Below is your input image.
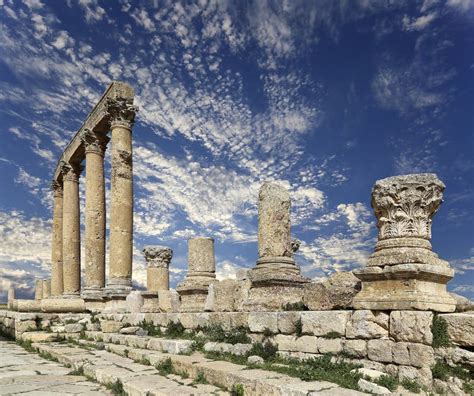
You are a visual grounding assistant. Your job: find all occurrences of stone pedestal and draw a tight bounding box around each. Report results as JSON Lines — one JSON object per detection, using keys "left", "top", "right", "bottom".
{"left": 107, "top": 98, "right": 137, "bottom": 297}
{"left": 61, "top": 161, "right": 82, "bottom": 297}
{"left": 51, "top": 181, "right": 64, "bottom": 296}
{"left": 353, "top": 173, "right": 456, "bottom": 312}
{"left": 177, "top": 237, "right": 216, "bottom": 312}
{"left": 142, "top": 246, "right": 173, "bottom": 312}
{"left": 42, "top": 279, "right": 51, "bottom": 299}
{"left": 41, "top": 298, "right": 85, "bottom": 313}
{"left": 246, "top": 183, "right": 308, "bottom": 310}
{"left": 34, "top": 279, "right": 43, "bottom": 301}
{"left": 81, "top": 129, "right": 109, "bottom": 301}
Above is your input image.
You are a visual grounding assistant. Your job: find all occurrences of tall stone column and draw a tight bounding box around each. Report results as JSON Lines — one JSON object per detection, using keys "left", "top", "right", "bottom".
{"left": 177, "top": 237, "right": 216, "bottom": 312}
{"left": 61, "top": 161, "right": 82, "bottom": 297}
{"left": 7, "top": 286, "right": 15, "bottom": 310}
{"left": 42, "top": 279, "right": 51, "bottom": 299}
{"left": 50, "top": 181, "right": 64, "bottom": 296}
{"left": 353, "top": 173, "right": 456, "bottom": 312}
{"left": 143, "top": 246, "right": 173, "bottom": 292}
{"left": 106, "top": 98, "right": 137, "bottom": 297}
{"left": 81, "top": 129, "right": 109, "bottom": 300}
{"left": 250, "top": 182, "right": 308, "bottom": 285}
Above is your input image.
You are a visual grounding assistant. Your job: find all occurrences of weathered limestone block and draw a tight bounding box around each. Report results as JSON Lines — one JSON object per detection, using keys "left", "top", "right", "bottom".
{"left": 398, "top": 366, "right": 433, "bottom": 388}
{"left": 125, "top": 291, "right": 144, "bottom": 313}
{"left": 177, "top": 237, "right": 216, "bottom": 312}
{"left": 392, "top": 342, "right": 434, "bottom": 367}
{"left": 322, "top": 271, "right": 361, "bottom": 309}
{"left": 367, "top": 339, "right": 394, "bottom": 363}
{"left": 248, "top": 312, "right": 278, "bottom": 333}
{"left": 205, "top": 279, "right": 239, "bottom": 312}
{"left": 390, "top": 311, "right": 433, "bottom": 344}
{"left": 358, "top": 379, "right": 390, "bottom": 395}
{"left": 439, "top": 312, "right": 474, "bottom": 347}
{"left": 65, "top": 323, "right": 84, "bottom": 333}
{"left": 353, "top": 174, "right": 456, "bottom": 312}
{"left": 301, "top": 311, "right": 351, "bottom": 336}
{"left": 316, "top": 338, "right": 343, "bottom": 354}
{"left": 15, "top": 320, "right": 37, "bottom": 333}
{"left": 302, "top": 283, "right": 332, "bottom": 310}
{"left": 450, "top": 292, "right": 474, "bottom": 312}
{"left": 343, "top": 340, "right": 367, "bottom": 358}
{"left": 41, "top": 298, "right": 85, "bottom": 313}
{"left": 346, "top": 310, "right": 388, "bottom": 339}
{"left": 15, "top": 300, "right": 41, "bottom": 312}
{"left": 100, "top": 320, "right": 123, "bottom": 333}
{"left": 274, "top": 334, "right": 298, "bottom": 351}
{"left": 296, "top": 335, "right": 319, "bottom": 353}
{"left": 436, "top": 346, "right": 474, "bottom": 369}
{"left": 21, "top": 332, "right": 58, "bottom": 342}
{"left": 277, "top": 311, "right": 301, "bottom": 334}
{"left": 158, "top": 290, "right": 180, "bottom": 313}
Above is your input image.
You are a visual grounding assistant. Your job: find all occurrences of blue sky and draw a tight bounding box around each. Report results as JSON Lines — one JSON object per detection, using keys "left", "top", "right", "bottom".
{"left": 0, "top": 0, "right": 473, "bottom": 302}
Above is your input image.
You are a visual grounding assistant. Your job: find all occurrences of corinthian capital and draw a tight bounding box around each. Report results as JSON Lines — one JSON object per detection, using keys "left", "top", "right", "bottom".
{"left": 106, "top": 97, "right": 138, "bottom": 129}
{"left": 59, "top": 160, "right": 82, "bottom": 183}
{"left": 143, "top": 246, "right": 173, "bottom": 268}
{"left": 80, "top": 128, "right": 109, "bottom": 155}
{"left": 51, "top": 180, "right": 63, "bottom": 197}
{"left": 371, "top": 173, "right": 445, "bottom": 241}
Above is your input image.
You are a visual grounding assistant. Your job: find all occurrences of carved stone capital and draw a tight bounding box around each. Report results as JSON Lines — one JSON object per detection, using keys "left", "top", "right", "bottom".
{"left": 143, "top": 246, "right": 173, "bottom": 268}
{"left": 106, "top": 97, "right": 138, "bottom": 130}
{"left": 51, "top": 180, "right": 63, "bottom": 197}
{"left": 80, "top": 128, "right": 109, "bottom": 155}
{"left": 371, "top": 173, "right": 445, "bottom": 241}
{"left": 60, "top": 160, "right": 82, "bottom": 183}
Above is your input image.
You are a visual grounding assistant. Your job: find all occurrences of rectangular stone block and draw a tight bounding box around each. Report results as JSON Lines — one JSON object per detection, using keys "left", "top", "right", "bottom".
{"left": 274, "top": 334, "right": 297, "bottom": 351}
{"left": 301, "top": 311, "right": 351, "bottom": 336}
{"left": 296, "top": 335, "right": 319, "bottom": 353}
{"left": 343, "top": 339, "right": 367, "bottom": 358}
{"left": 277, "top": 311, "right": 301, "bottom": 334}
{"left": 248, "top": 312, "right": 278, "bottom": 333}
{"left": 367, "top": 339, "right": 394, "bottom": 363}
{"left": 439, "top": 313, "right": 474, "bottom": 347}
{"left": 392, "top": 342, "right": 434, "bottom": 368}
{"left": 100, "top": 320, "right": 122, "bottom": 333}
{"left": 390, "top": 311, "right": 433, "bottom": 344}
{"left": 346, "top": 310, "right": 388, "bottom": 339}
{"left": 316, "top": 338, "right": 343, "bottom": 354}
{"left": 158, "top": 290, "right": 180, "bottom": 313}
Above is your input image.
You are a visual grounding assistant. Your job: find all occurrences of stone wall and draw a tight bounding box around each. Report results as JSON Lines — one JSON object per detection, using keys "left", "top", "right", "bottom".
{"left": 1, "top": 308, "right": 472, "bottom": 391}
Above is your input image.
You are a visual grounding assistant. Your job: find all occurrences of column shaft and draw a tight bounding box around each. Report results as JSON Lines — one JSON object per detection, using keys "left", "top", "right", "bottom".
{"left": 82, "top": 130, "right": 108, "bottom": 299}
{"left": 51, "top": 181, "right": 64, "bottom": 296}
{"left": 106, "top": 97, "right": 137, "bottom": 295}
{"left": 61, "top": 162, "right": 81, "bottom": 296}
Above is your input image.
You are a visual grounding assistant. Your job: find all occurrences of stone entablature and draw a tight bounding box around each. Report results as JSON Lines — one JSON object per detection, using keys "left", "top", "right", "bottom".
{"left": 52, "top": 82, "right": 134, "bottom": 184}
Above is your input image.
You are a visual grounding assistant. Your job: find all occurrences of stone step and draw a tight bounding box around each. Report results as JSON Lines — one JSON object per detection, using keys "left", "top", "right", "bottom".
{"left": 80, "top": 330, "right": 367, "bottom": 395}
{"left": 30, "top": 341, "right": 229, "bottom": 396}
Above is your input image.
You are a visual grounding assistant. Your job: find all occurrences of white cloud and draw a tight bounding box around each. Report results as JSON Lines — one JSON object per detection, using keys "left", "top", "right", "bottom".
{"left": 402, "top": 13, "right": 437, "bottom": 31}
{"left": 446, "top": 0, "right": 474, "bottom": 11}
{"left": 78, "top": 0, "right": 105, "bottom": 22}
{"left": 131, "top": 8, "right": 155, "bottom": 32}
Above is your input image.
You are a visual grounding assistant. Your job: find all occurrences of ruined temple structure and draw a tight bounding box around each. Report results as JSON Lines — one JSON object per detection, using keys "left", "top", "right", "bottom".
{"left": 4, "top": 83, "right": 472, "bottom": 393}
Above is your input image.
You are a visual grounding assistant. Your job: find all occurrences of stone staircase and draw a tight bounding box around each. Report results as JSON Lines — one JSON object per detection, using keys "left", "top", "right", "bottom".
{"left": 28, "top": 330, "right": 366, "bottom": 395}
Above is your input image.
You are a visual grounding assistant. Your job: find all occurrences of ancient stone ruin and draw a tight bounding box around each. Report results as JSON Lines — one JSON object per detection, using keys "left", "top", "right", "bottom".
{"left": 1, "top": 82, "right": 472, "bottom": 395}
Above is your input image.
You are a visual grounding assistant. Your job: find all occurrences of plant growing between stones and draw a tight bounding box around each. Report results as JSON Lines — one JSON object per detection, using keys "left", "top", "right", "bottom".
{"left": 283, "top": 301, "right": 308, "bottom": 311}
{"left": 139, "top": 320, "right": 162, "bottom": 337}
{"left": 374, "top": 374, "right": 398, "bottom": 391}
{"left": 294, "top": 318, "right": 303, "bottom": 337}
{"left": 192, "top": 371, "right": 208, "bottom": 385}
{"left": 106, "top": 379, "right": 126, "bottom": 396}
{"left": 68, "top": 366, "right": 84, "bottom": 376}
{"left": 431, "top": 314, "right": 451, "bottom": 348}
{"left": 322, "top": 331, "right": 343, "bottom": 339}
{"left": 431, "top": 359, "right": 471, "bottom": 382}
{"left": 400, "top": 378, "right": 422, "bottom": 393}
{"left": 249, "top": 341, "right": 278, "bottom": 361}
{"left": 231, "top": 383, "right": 245, "bottom": 396}
{"left": 156, "top": 358, "right": 174, "bottom": 376}
{"left": 165, "top": 321, "right": 186, "bottom": 338}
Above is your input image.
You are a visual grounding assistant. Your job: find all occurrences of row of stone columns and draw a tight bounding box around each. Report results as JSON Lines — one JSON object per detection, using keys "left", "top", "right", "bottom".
{"left": 49, "top": 98, "right": 137, "bottom": 301}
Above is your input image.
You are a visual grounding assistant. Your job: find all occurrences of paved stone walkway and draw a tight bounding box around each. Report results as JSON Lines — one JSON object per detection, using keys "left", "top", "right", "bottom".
{"left": 0, "top": 337, "right": 110, "bottom": 395}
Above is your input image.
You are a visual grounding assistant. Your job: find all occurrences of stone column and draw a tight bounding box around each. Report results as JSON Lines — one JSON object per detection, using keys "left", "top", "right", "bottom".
{"left": 250, "top": 182, "right": 308, "bottom": 286}
{"left": 353, "top": 173, "right": 456, "bottom": 312}
{"left": 51, "top": 181, "right": 64, "bottom": 296}
{"left": 42, "top": 279, "right": 51, "bottom": 299}
{"left": 106, "top": 98, "right": 138, "bottom": 297}
{"left": 8, "top": 286, "right": 15, "bottom": 310}
{"left": 35, "top": 279, "right": 43, "bottom": 301}
{"left": 143, "top": 246, "right": 173, "bottom": 292}
{"left": 177, "top": 237, "right": 217, "bottom": 312}
{"left": 61, "top": 161, "right": 82, "bottom": 297}
{"left": 81, "top": 129, "right": 109, "bottom": 300}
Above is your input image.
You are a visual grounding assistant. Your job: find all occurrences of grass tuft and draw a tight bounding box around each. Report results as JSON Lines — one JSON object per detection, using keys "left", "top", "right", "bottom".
{"left": 432, "top": 315, "right": 451, "bottom": 348}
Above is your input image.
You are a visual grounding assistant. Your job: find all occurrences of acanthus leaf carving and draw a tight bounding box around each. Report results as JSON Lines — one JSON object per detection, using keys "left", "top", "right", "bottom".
{"left": 106, "top": 97, "right": 138, "bottom": 128}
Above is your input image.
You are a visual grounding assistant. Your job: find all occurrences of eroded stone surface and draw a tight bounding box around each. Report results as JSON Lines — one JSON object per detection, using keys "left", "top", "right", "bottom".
{"left": 390, "top": 311, "right": 433, "bottom": 344}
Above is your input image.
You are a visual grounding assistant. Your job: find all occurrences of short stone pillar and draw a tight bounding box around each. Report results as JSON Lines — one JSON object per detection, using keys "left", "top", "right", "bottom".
{"left": 177, "top": 237, "right": 216, "bottom": 312}
{"left": 51, "top": 181, "right": 64, "bottom": 296}
{"left": 353, "top": 173, "right": 456, "bottom": 312}
{"left": 61, "top": 161, "right": 82, "bottom": 297}
{"left": 34, "top": 279, "right": 43, "bottom": 301}
{"left": 106, "top": 97, "right": 138, "bottom": 297}
{"left": 245, "top": 182, "right": 308, "bottom": 310}
{"left": 141, "top": 246, "right": 173, "bottom": 312}
{"left": 7, "top": 286, "right": 15, "bottom": 310}
{"left": 42, "top": 279, "right": 51, "bottom": 299}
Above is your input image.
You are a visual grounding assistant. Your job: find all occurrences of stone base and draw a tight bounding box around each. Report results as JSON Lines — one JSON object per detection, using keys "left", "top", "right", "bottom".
{"left": 41, "top": 297, "right": 86, "bottom": 313}
{"left": 84, "top": 300, "right": 106, "bottom": 312}
{"left": 353, "top": 264, "right": 456, "bottom": 312}
{"left": 81, "top": 287, "right": 105, "bottom": 301}
{"left": 14, "top": 299, "right": 41, "bottom": 312}
{"left": 242, "top": 284, "right": 306, "bottom": 311}
{"left": 103, "top": 296, "right": 128, "bottom": 313}
{"left": 249, "top": 256, "right": 310, "bottom": 286}
{"left": 179, "top": 293, "right": 208, "bottom": 313}
{"left": 141, "top": 292, "right": 160, "bottom": 313}
{"left": 106, "top": 279, "right": 133, "bottom": 299}
{"left": 158, "top": 290, "right": 180, "bottom": 312}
